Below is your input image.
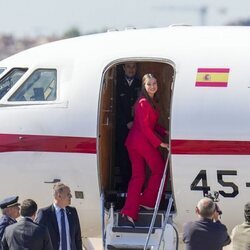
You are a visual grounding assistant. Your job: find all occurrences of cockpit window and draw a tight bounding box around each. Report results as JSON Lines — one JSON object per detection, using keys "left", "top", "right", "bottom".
{"left": 0, "top": 68, "right": 27, "bottom": 99}
{"left": 0, "top": 68, "right": 6, "bottom": 75}
{"left": 9, "top": 69, "right": 57, "bottom": 102}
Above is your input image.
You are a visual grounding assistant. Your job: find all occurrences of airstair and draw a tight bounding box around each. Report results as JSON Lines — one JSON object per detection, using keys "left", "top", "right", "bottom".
{"left": 102, "top": 154, "right": 178, "bottom": 250}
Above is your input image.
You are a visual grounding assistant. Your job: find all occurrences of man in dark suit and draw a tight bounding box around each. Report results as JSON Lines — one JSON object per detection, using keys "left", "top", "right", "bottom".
{"left": 35, "top": 182, "right": 83, "bottom": 250}
{"left": 116, "top": 62, "right": 141, "bottom": 191}
{"left": 0, "top": 196, "right": 20, "bottom": 248}
{"left": 183, "top": 197, "right": 231, "bottom": 250}
{"left": 1, "top": 199, "right": 52, "bottom": 250}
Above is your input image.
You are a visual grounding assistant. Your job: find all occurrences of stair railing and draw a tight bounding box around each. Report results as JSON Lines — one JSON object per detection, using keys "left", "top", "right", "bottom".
{"left": 101, "top": 192, "right": 105, "bottom": 249}
{"left": 157, "top": 195, "right": 173, "bottom": 250}
{"left": 144, "top": 152, "right": 170, "bottom": 250}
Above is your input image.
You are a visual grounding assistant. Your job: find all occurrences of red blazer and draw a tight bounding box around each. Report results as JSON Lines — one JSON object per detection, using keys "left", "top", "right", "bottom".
{"left": 125, "top": 97, "right": 165, "bottom": 149}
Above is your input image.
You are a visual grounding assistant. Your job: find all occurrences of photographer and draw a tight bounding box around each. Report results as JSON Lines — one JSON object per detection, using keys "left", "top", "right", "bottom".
{"left": 183, "top": 197, "right": 231, "bottom": 250}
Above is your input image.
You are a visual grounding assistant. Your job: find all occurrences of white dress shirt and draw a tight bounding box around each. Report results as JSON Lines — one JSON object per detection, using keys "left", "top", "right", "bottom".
{"left": 126, "top": 78, "right": 134, "bottom": 86}
{"left": 53, "top": 204, "right": 71, "bottom": 250}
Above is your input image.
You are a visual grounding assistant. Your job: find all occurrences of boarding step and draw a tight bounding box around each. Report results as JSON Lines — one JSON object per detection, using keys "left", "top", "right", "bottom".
{"left": 113, "top": 211, "right": 163, "bottom": 233}
{"left": 105, "top": 223, "right": 177, "bottom": 250}
{"left": 105, "top": 191, "right": 174, "bottom": 210}
{"left": 105, "top": 207, "right": 177, "bottom": 250}
{"left": 112, "top": 227, "right": 156, "bottom": 234}
{"left": 107, "top": 245, "right": 151, "bottom": 250}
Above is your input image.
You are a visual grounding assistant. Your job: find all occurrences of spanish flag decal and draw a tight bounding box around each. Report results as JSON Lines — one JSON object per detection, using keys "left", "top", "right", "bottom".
{"left": 195, "top": 68, "right": 230, "bottom": 87}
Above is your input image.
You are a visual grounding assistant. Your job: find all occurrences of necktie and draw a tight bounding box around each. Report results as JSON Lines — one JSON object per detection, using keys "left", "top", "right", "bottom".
{"left": 60, "top": 208, "right": 67, "bottom": 250}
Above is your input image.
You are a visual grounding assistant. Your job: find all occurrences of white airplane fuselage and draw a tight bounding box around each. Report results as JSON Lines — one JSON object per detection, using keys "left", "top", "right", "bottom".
{"left": 0, "top": 26, "right": 249, "bottom": 249}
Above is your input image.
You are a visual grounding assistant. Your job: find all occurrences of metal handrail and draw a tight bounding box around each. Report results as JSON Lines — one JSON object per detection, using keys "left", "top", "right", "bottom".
{"left": 157, "top": 195, "right": 173, "bottom": 250}
{"left": 144, "top": 153, "right": 170, "bottom": 250}
{"left": 102, "top": 201, "right": 114, "bottom": 250}
{"left": 101, "top": 192, "right": 105, "bottom": 249}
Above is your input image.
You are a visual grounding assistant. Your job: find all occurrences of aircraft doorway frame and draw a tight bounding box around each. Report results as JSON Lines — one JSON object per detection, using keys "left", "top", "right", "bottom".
{"left": 97, "top": 57, "right": 176, "bottom": 210}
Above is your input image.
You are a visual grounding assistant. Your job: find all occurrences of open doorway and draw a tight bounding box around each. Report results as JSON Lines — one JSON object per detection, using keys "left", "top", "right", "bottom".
{"left": 98, "top": 59, "right": 175, "bottom": 211}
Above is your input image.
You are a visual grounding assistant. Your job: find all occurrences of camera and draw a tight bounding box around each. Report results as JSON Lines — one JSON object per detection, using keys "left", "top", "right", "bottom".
{"left": 205, "top": 191, "right": 222, "bottom": 215}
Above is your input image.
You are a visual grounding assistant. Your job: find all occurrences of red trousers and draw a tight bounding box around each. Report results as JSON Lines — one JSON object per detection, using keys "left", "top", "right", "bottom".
{"left": 121, "top": 143, "right": 165, "bottom": 220}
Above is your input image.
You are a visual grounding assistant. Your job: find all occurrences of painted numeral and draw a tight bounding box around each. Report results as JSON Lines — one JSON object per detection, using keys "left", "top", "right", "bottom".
{"left": 190, "top": 170, "right": 239, "bottom": 198}
{"left": 190, "top": 170, "right": 210, "bottom": 196}
{"left": 217, "top": 170, "right": 239, "bottom": 198}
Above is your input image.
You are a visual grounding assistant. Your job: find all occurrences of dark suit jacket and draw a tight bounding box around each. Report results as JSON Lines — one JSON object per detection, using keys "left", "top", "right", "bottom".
{"left": 116, "top": 76, "right": 141, "bottom": 128}
{"left": 183, "top": 218, "right": 231, "bottom": 250}
{"left": 1, "top": 217, "right": 53, "bottom": 250}
{"left": 0, "top": 215, "right": 16, "bottom": 241}
{"left": 35, "top": 205, "right": 82, "bottom": 250}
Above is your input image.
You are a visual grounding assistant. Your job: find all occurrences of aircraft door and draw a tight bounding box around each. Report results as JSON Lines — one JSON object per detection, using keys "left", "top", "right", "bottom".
{"left": 98, "top": 66, "right": 116, "bottom": 191}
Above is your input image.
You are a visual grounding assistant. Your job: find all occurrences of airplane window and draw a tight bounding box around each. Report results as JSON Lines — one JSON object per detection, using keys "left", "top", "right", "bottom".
{"left": 8, "top": 69, "right": 57, "bottom": 102}
{"left": 0, "top": 68, "right": 27, "bottom": 99}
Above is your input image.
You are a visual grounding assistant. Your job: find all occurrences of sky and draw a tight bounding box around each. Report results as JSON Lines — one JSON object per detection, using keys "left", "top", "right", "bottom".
{"left": 1, "top": 0, "right": 250, "bottom": 37}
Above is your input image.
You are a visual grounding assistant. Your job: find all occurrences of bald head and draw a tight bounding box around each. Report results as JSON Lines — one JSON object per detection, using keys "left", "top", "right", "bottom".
{"left": 196, "top": 198, "right": 216, "bottom": 218}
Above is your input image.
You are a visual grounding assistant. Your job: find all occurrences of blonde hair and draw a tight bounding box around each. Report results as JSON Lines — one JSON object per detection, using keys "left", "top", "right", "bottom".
{"left": 141, "top": 73, "right": 159, "bottom": 109}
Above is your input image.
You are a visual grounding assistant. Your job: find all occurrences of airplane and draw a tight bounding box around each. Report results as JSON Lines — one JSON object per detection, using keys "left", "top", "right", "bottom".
{"left": 0, "top": 25, "right": 249, "bottom": 250}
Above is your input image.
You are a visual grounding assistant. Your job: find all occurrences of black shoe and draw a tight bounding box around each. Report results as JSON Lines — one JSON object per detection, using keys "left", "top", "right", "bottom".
{"left": 120, "top": 214, "right": 135, "bottom": 228}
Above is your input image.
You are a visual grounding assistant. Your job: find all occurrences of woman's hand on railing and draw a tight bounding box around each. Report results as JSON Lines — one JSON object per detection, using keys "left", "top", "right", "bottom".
{"left": 160, "top": 143, "right": 169, "bottom": 150}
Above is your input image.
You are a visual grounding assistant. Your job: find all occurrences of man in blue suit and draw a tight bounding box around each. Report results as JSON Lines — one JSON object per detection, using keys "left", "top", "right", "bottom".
{"left": 35, "top": 183, "right": 82, "bottom": 250}
{"left": 183, "top": 197, "right": 231, "bottom": 250}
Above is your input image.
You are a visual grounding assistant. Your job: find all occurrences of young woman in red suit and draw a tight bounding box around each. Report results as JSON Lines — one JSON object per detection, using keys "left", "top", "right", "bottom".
{"left": 121, "top": 73, "right": 168, "bottom": 227}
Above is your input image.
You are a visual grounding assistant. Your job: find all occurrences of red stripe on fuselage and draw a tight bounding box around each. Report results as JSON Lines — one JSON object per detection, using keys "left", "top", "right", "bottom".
{"left": 195, "top": 82, "right": 228, "bottom": 87}
{"left": 171, "top": 139, "right": 250, "bottom": 155}
{"left": 1, "top": 134, "right": 250, "bottom": 155}
{"left": 197, "top": 68, "right": 230, "bottom": 73}
{"left": 0, "top": 134, "right": 96, "bottom": 154}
